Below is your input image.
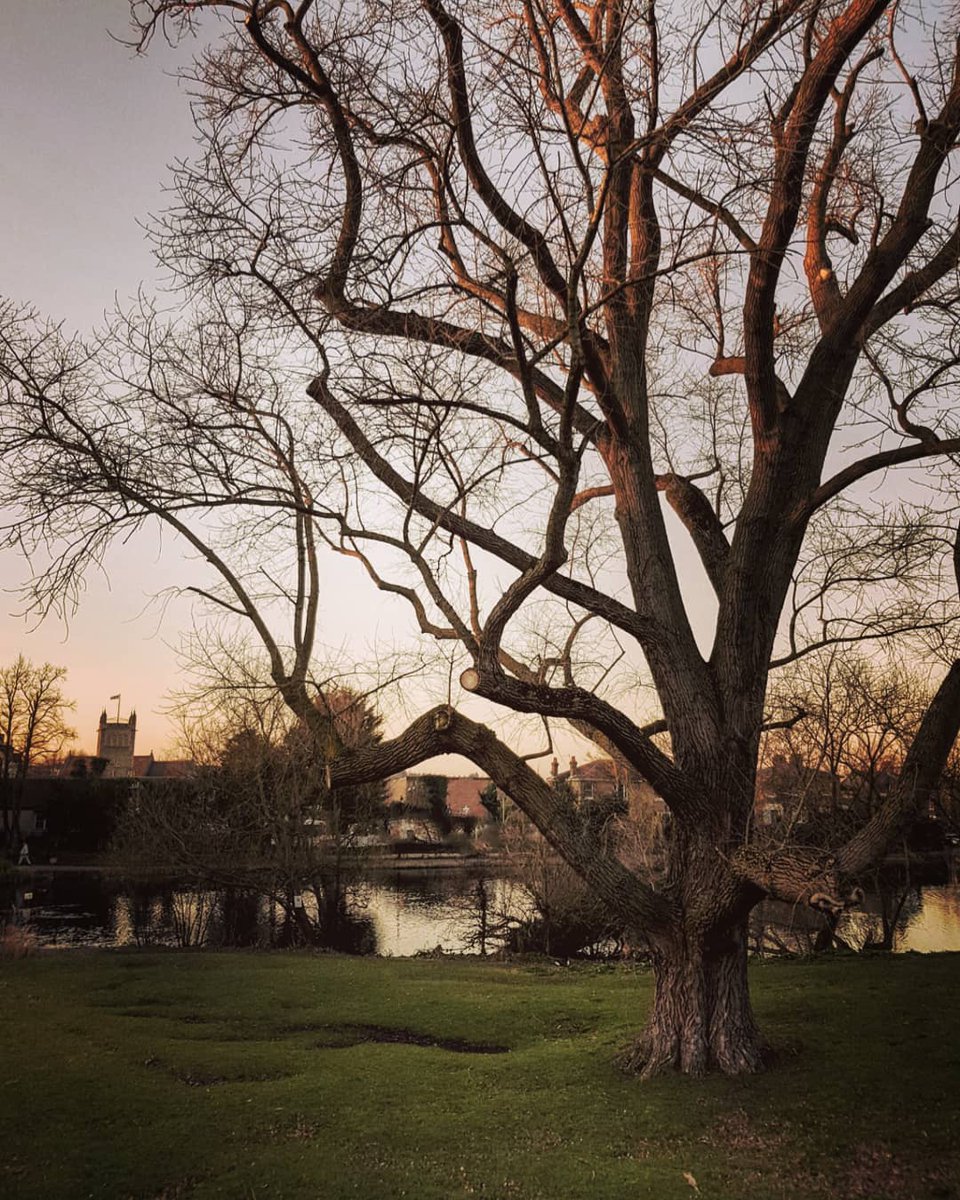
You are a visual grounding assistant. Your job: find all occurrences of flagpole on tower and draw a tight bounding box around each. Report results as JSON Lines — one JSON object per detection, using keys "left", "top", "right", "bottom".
{"left": 109, "top": 693, "right": 121, "bottom": 723}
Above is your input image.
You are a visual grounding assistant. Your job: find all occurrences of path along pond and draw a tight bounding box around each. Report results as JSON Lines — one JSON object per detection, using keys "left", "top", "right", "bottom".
{"left": 5, "top": 860, "right": 960, "bottom": 957}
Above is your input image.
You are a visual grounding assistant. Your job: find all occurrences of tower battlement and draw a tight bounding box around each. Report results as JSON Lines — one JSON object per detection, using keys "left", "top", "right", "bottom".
{"left": 96, "top": 709, "right": 137, "bottom": 778}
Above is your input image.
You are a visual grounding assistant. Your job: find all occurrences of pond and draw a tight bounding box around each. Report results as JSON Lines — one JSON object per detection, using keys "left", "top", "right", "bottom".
{"left": 4, "top": 866, "right": 960, "bottom": 957}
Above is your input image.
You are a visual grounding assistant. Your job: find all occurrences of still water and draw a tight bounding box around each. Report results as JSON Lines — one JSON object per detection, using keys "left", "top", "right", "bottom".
{"left": 4, "top": 868, "right": 960, "bottom": 957}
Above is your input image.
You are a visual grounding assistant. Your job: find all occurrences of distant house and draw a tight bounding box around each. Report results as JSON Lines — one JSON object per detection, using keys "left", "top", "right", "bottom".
{"left": 384, "top": 774, "right": 439, "bottom": 841}
{"left": 754, "top": 755, "right": 842, "bottom": 826}
{"left": 384, "top": 773, "right": 504, "bottom": 841}
{"left": 12, "top": 774, "right": 136, "bottom": 858}
{"left": 17, "top": 805, "right": 48, "bottom": 838}
{"left": 550, "top": 756, "right": 667, "bottom": 823}
{"left": 551, "top": 756, "right": 620, "bottom": 803}
{"left": 444, "top": 777, "right": 499, "bottom": 828}
{"left": 6, "top": 709, "right": 196, "bottom": 860}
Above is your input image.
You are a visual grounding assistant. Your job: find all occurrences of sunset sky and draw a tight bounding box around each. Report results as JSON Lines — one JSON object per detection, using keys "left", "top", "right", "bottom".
{"left": 0, "top": 1, "right": 715, "bottom": 763}
{"left": 1, "top": 2, "right": 197, "bottom": 754}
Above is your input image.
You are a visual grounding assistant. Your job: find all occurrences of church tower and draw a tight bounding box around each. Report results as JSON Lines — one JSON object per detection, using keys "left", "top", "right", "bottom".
{"left": 96, "top": 709, "right": 137, "bottom": 778}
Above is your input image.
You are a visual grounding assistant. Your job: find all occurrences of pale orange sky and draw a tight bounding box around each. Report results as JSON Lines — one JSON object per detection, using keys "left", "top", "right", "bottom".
{"left": 0, "top": 2, "right": 716, "bottom": 766}
{"left": 1, "top": 2, "right": 196, "bottom": 754}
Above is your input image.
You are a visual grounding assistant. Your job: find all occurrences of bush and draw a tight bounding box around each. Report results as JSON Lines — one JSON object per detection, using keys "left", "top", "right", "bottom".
{"left": 0, "top": 925, "right": 38, "bottom": 959}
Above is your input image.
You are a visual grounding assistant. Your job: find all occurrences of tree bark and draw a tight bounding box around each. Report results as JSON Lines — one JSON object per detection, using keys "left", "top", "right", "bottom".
{"left": 617, "top": 921, "right": 764, "bottom": 1078}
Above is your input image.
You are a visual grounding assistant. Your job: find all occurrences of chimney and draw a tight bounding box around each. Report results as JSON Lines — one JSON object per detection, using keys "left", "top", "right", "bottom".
{"left": 550, "top": 757, "right": 559, "bottom": 779}
{"left": 569, "top": 756, "right": 578, "bottom": 775}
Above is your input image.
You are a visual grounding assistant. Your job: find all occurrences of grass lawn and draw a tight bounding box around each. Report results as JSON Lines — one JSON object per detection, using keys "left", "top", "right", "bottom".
{"left": 0, "top": 950, "right": 957, "bottom": 1199}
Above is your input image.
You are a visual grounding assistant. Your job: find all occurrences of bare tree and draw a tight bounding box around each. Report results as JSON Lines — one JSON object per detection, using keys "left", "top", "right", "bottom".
{"left": 762, "top": 651, "right": 931, "bottom": 824}
{"left": 0, "top": 656, "right": 76, "bottom": 853}
{"left": 760, "top": 652, "right": 937, "bottom": 947}
{"left": 3, "top": 0, "right": 960, "bottom": 1075}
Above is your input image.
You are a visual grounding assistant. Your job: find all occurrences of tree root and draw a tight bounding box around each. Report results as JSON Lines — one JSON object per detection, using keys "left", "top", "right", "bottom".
{"left": 614, "top": 1029, "right": 768, "bottom": 1078}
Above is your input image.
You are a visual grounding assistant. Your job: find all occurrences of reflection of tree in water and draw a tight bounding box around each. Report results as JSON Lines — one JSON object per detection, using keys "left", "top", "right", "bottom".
{"left": 69, "top": 874, "right": 117, "bottom": 931}
{"left": 431, "top": 865, "right": 626, "bottom": 960}
{"left": 171, "top": 890, "right": 219, "bottom": 947}
{"left": 834, "top": 883, "right": 922, "bottom": 952}
{"left": 1, "top": 872, "right": 126, "bottom": 947}
{"left": 750, "top": 877, "right": 924, "bottom": 957}
{"left": 124, "top": 881, "right": 165, "bottom": 947}
{"left": 444, "top": 875, "right": 520, "bottom": 957}
{"left": 386, "top": 869, "right": 486, "bottom": 909}
{"left": 218, "top": 887, "right": 261, "bottom": 947}
{"left": 110, "top": 879, "right": 379, "bottom": 952}
{"left": 267, "top": 886, "right": 377, "bottom": 954}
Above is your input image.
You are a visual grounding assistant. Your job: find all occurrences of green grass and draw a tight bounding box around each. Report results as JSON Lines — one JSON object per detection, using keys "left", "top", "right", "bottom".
{"left": 1, "top": 951, "right": 958, "bottom": 1199}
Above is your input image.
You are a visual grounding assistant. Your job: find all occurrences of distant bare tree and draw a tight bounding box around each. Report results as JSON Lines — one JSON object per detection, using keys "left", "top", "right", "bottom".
{"left": 763, "top": 652, "right": 931, "bottom": 825}
{"left": 3, "top": 0, "right": 960, "bottom": 1074}
{"left": 0, "top": 657, "right": 76, "bottom": 853}
{"left": 762, "top": 653, "right": 942, "bottom": 951}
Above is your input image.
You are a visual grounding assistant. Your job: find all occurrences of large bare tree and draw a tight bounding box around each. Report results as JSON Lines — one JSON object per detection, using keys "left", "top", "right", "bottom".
{"left": 2, "top": 0, "right": 960, "bottom": 1074}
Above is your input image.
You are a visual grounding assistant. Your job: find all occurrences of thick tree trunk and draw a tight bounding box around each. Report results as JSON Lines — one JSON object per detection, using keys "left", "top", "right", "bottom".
{"left": 617, "top": 921, "right": 765, "bottom": 1078}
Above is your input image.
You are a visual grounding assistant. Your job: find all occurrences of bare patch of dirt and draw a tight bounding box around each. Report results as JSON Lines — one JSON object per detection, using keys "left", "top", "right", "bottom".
{"left": 742, "top": 1138, "right": 958, "bottom": 1200}
{"left": 138, "top": 1179, "right": 200, "bottom": 1200}
{"left": 837, "top": 1143, "right": 957, "bottom": 1200}
{"left": 698, "top": 1116, "right": 956, "bottom": 1199}
{"left": 311, "top": 1022, "right": 509, "bottom": 1054}
{"left": 267, "top": 1115, "right": 321, "bottom": 1141}
{"left": 701, "top": 1109, "right": 787, "bottom": 1155}
{"left": 141, "top": 1056, "right": 290, "bottom": 1087}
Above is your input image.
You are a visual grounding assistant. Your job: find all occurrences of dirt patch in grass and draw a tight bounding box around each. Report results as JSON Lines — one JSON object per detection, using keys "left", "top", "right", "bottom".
{"left": 114, "top": 1008, "right": 173, "bottom": 1019}
{"left": 172, "top": 1067, "right": 292, "bottom": 1087}
{"left": 104, "top": 995, "right": 180, "bottom": 1014}
{"left": 267, "top": 1115, "right": 322, "bottom": 1142}
{"left": 837, "top": 1143, "right": 957, "bottom": 1200}
{"left": 701, "top": 1109, "right": 787, "bottom": 1155}
{"left": 311, "top": 1022, "right": 509, "bottom": 1054}
{"left": 135, "top": 1176, "right": 201, "bottom": 1199}
{"left": 699, "top": 1114, "right": 957, "bottom": 1199}
{"left": 141, "top": 1055, "right": 291, "bottom": 1087}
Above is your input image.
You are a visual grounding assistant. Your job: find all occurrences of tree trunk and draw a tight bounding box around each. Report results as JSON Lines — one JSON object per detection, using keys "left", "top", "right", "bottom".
{"left": 617, "top": 921, "right": 765, "bottom": 1078}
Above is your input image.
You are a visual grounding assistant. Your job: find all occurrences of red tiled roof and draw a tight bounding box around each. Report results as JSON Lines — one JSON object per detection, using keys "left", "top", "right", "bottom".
{"left": 571, "top": 759, "right": 617, "bottom": 782}
{"left": 556, "top": 759, "right": 618, "bottom": 785}
{"left": 444, "top": 777, "right": 493, "bottom": 820}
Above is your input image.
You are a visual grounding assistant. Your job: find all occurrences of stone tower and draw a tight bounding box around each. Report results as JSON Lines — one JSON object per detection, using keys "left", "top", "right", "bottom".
{"left": 96, "top": 710, "right": 137, "bottom": 778}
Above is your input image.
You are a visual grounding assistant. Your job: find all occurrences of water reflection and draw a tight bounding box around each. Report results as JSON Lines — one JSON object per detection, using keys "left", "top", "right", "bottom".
{"left": 894, "top": 885, "right": 960, "bottom": 952}
{"left": 4, "top": 871, "right": 960, "bottom": 957}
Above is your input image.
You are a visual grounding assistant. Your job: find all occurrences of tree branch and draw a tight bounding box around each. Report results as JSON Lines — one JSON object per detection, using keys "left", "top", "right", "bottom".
{"left": 328, "top": 704, "right": 674, "bottom": 931}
